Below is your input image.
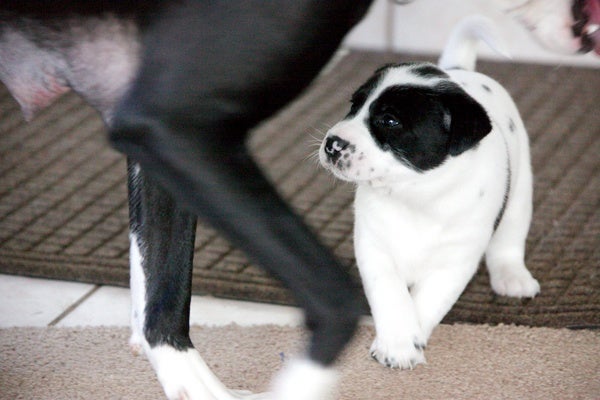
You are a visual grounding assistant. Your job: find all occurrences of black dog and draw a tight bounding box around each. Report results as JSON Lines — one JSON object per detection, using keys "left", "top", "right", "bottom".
{"left": 0, "top": 1, "right": 372, "bottom": 398}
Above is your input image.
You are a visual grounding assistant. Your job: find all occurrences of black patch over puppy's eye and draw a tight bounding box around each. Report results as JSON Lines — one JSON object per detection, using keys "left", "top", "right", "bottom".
{"left": 368, "top": 85, "right": 453, "bottom": 171}
{"left": 367, "top": 83, "right": 491, "bottom": 172}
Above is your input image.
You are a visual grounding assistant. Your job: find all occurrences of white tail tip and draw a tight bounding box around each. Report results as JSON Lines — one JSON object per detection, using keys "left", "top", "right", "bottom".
{"left": 438, "top": 15, "right": 512, "bottom": 71}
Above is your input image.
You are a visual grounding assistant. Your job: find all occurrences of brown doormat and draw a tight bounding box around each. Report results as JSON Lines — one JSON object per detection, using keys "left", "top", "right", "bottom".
{"left": 0, "top": 51, "right": 598, "bottom": 328}
{"left": 1, "top": 324, "right": 598, "bottom": 400}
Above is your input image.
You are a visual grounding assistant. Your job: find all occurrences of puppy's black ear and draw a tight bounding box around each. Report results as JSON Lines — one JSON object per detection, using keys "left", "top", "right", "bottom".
{"left": 438, "top": 83, "right": 492, "bottom": 156}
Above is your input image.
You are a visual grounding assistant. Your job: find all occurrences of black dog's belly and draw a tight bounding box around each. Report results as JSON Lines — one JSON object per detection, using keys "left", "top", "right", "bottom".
{"left": 0, "top": 3, "right": 144, "bottom": 121}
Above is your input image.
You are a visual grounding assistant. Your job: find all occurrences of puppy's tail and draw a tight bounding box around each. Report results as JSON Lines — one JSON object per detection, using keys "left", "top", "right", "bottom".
{"left": 438, "top": 15, "right": 511, "bottom": 71}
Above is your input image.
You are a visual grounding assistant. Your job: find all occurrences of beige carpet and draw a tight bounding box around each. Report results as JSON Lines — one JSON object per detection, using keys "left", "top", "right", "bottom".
{"left": 1, "top": 324, "right": 598, "bottom": 399}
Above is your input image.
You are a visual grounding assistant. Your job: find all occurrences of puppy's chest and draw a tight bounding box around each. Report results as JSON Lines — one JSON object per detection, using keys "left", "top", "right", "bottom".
{"left": 355, "top": 190, "right": 448, "bottom": 262}
{"left": 354, "top": 184, "right": 494, "bottom": 272}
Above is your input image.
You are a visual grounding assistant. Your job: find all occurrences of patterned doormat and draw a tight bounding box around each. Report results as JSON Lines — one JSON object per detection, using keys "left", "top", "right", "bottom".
{"left": 0, "top": 51, "right": 598, "bottom": 328}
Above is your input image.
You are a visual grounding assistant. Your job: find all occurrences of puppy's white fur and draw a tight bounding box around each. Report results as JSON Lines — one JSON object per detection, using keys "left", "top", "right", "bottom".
{"left": 320, "top": 16, "right": 539, "bottom": 369}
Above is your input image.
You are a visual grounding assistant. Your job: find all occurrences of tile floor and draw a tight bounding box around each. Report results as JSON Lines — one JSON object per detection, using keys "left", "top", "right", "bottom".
{"left": 0, "top": 274, "right": 305, "bottom": 328}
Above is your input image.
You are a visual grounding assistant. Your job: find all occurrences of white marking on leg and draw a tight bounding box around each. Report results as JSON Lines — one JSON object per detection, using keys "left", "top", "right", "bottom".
{"left": 148, "top": 346, "right": 268, "bottom": 400}
{"left": 271, "top": 358, "right": 338, "bottom": 400}
{"left": 129, "top": 234, "right": 266, "bottom": 399}
{"left": 132, "top": 162, "right": 142, "bottom": 177}
{"left": 129, "top": 232, "right": 146, "bottom": 355}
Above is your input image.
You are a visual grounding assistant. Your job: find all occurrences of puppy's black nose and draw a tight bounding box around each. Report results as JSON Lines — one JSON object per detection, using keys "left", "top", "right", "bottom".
{"left": 324, "top": 135, "right": 350, "bottom": 163}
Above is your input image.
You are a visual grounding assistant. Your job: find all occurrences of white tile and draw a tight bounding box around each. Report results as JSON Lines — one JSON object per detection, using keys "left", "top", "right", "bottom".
{"left": 0, "top": 274, "right": 95, "bottom": 327}
{"left": 58, "top": 284, "right": 304, "bottom": 328}
{"left": 0, "top": 274, "right": 364, "bottom": 330}
{"left": 189, "top": 295, "right": 303, "bottom": 327}
{"left": 0, "top": 275, "right": 357, "bottom": 329}
{"left": 57, "top": 285, "right": 131, "bottom": 327}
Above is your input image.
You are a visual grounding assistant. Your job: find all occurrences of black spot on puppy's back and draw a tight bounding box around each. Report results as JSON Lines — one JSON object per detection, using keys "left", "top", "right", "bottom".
{"left": 508, "top": 117, "right": 516, "bottom": 133}
{"left": 410, "top": 63, "right": 449, "bottom": 79}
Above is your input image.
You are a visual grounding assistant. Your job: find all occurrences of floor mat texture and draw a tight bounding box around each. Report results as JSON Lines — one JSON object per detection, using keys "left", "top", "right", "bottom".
{"left": 0, "top": 52, "right": 598, "bottom": 328}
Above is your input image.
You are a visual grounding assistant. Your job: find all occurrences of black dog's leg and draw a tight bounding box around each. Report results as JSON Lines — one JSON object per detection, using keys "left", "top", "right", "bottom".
{"left": 111, "top": 2, "right": 370, "bottom": 398}
{"left": 126, "top": 160, "right": 196, "bottom": 353}
{"left": 115, "top": 123, "right": 361, "bottom": 399}
{"left": 127, "top": 160, "right": 264, "bottom": 399}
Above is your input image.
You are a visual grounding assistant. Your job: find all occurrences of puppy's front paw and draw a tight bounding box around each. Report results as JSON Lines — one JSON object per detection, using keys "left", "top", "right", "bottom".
{"left": 369, "top": 336, "right": 426, "bottom": 370}
{"left": 490, "top": 265, "right": 540, "bottom": 298}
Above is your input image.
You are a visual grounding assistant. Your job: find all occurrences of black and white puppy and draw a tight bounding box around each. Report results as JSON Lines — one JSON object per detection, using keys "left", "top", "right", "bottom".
{"left": 319, "top": 16, "right": 540, "bottom": 369}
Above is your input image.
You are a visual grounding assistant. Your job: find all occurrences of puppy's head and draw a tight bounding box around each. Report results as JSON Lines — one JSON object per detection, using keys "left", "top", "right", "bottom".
{"left": 319, "top": 63, "right": 491, "bottom": 184}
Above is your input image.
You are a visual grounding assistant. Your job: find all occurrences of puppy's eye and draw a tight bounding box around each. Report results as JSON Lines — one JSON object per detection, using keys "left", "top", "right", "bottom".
{"left": 375, "top": 113, "right": 401, "bottom": 128}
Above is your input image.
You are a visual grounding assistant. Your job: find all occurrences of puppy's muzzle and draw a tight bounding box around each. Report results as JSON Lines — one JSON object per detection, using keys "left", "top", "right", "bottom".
{"left": 324, "top": 135, "right": 350, "bottom": 164}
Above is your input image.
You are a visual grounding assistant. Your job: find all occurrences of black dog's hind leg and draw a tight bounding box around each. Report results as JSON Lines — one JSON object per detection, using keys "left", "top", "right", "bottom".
{"left": 126, "top": 160, "right": 196, "bottom": 353}
{"left": 126, "top": 160, "right": 263, "bottom": 399}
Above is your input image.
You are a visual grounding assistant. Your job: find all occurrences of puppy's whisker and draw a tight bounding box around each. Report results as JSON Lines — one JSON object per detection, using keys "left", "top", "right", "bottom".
{"left": 310, "top": 123, "right": 332, "bottom": 135}
{"left": 306, "top": 129, "right": 325, "bottom": 143}
{"left": 306, "top": 139, "right": 323, "bottom": 149}
{"left": 315, "top": 122, "right": 333, "bottom": 132}
{"left": 303, "top": 149, "right": 322, "bottom": 166}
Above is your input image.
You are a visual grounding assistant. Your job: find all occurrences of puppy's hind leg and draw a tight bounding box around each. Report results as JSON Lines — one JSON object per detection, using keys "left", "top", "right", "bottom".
{"left": 485, "top": 159, "right": 540, "bottom": 298}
